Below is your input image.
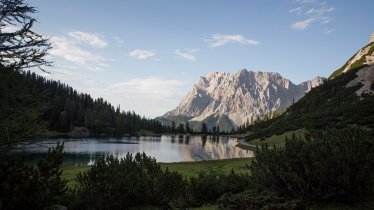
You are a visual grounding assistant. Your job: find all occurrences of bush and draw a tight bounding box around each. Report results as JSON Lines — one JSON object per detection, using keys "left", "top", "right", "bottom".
{"left": 0, "top": 143, "right": 67, "bottom": 210}
{"left": 250, "top": 128, "right": 374, "bottom": 202}
{"left": 218, "top": 190, "right": 305, "bottom": 210}
{"left": 73, "top": 152, "right": 185, "bottom": 209}
{"left": 184, "top": 168, "right": 252, "bottom": 207}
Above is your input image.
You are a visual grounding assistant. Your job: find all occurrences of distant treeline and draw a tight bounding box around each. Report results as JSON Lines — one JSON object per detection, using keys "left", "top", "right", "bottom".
{"left": 0, "top": 66, "right": 173, "bottom": 142}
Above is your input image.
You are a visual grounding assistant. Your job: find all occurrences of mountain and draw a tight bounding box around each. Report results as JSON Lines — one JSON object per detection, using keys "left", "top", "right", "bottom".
{"left": 329, "top": 32, "right": 374, "bottom": 79}
{"left": 242, "top": 32, "right": 374, "bottom": 140}
{"left": 158, "top": 69, "right": 325, "bottom": 131}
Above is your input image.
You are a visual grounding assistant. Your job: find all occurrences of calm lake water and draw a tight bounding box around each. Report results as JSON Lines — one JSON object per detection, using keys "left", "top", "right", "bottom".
{"left": 17, "top": 135, "right": 253, "bottom": 165}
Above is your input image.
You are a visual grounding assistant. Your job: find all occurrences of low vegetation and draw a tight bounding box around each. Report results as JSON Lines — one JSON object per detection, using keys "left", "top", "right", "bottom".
{"left": 237, "top": 129, "right": 305, "bottom": 150}
{"left": 251, "top": 128, "right": 374, "bottom": 203}
{"left": 3, "top": 127, "right": 373, "bottom": 209}
{"left": 0, "top": 143, "right": 67, "bottom": 210}
{"left": 73, "top": 153, "right": 185, "bottom": 209}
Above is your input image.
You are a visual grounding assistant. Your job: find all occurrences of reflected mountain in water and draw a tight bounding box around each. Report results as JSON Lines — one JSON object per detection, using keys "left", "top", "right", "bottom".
{"left": 17, "top": 135, "right": 253, "bottom": 165}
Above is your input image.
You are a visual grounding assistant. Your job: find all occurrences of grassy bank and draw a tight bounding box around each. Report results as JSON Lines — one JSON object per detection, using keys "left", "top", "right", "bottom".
{"left": 236, "top": 129, "right": 305, "bottom": 150}
{"left": 62, "top": 158, "right": 252, "bottom": 188}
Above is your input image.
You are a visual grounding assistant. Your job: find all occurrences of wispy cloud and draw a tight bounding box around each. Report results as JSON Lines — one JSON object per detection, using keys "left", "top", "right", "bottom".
{"left": 129, "top": 49, "right": 156, "bottom": 59}
{"left": 175, "top": 49, "right": 198, "bottom": 61}
{"left": 207, "top": 34, "right": 259, "bottom": 47}
{"left": 323, "top": 28, "right": 335, "bottom": 34}
{"left": 2, "top": 24, "right": 19, "bottom": 33}
{"left": 290, "top": 0, "right": 336, "bottom": 33}
{"left": 84, "top": 77, "right": 186, "bottom": 117}
{"left": 294, "top": 0, "right": 317, "bottom": 3}
{"left": 320, "top": 16, "right": 333, "bottom": 24}
{"left": 49, "top": 31, "right": 110, "bottom": 72}
{"left": 305, "top": 6, "right": 335, "bottom": 17}
{"left": 114, "top": 36, "right": 124, "bottom": 45}
{"left": 68, "top": 31, "right": 108, "bottom": 48}
{"left": 291, "top": 17, "right": 315, "bottom": 30}
{"left": 289, "top": 7, "right": 303, "bottom": 15}
{"left": 50, "top": 36, "right": 106, "bottom": 65}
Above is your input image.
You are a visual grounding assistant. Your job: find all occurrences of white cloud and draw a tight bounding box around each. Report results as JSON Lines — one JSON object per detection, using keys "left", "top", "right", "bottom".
{"left": 305, "top": 6, "right": 335, "bottom": 16}
{"left": 50, "top": 36, "right": 106, "bottom": 65}
{"left": 175, "top": 49, "right": 198, "bottom": 61}
{"left": 291, "top": 18, "right": 315, "bottom": 30}
{"left": 289, "top": 7, "right": 303, "bottom": 15}
{"left": 49, "top": 31, "right": 110, "bottom": 72}
{"left": 320, "top": 16, "right": 333, "bottom": 24}
{"left": 2, "top": 25, "right": 19, "bottom": 33}
{"left": 207, "top": 34, "right": 259, "bottom": 47}
{"left": 290, "top": 1, "right": 336, "bottom": 32}
{"left": 323, "top": 28, "right": 335, "bottom": 34}
{"left": 68, "top": 31, "right": 108, "bottom": 48}
{"left": 83, "top": 77, "right": 186, "bottom": 118}
{"left": 129, "top": 49, "right": 156, "bottom": 59}
{"left": 294, "top": 0, "right": 317, "bottom": 3}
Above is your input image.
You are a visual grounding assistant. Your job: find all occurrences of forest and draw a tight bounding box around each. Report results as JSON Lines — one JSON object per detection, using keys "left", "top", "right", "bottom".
{"left": 0, "top": 66, "right": 171, "bottom": 145}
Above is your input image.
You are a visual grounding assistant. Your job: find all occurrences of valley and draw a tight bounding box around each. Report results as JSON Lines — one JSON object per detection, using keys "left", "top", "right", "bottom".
{"left": 1, "top": 0, "right": 373, "bottom": 209}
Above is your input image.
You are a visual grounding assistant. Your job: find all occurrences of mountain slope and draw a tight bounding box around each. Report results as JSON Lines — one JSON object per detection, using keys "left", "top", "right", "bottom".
{"left": 243, "top": 34, "right": 374, "bottom": 141}
{"left": 329, "top": 32, "right": 374, "bottom": 79}
{"left": 158, "top": 69, "right": 325, "bottom": 131}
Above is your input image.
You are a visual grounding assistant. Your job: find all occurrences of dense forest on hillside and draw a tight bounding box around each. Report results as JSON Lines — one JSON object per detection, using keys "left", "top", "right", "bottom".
{"left": 239, "top": 65, "right": 374, "bottom": 140}
{"left": 0, "top": 66, "right": 170, "bottom": 144}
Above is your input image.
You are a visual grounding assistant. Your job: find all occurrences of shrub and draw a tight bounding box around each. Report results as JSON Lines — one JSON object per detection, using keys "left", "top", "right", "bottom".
{"left": 250, "top": 128, "right": 374, "bottom": 202}
{"left": 184, "top": 168, "right": 252, "bottom": 207}
{"left": 218, "top": 190, "right": 305, "bottom": 210}
{"left": 74, "top": 152, "right": 185, "bottom": 209}
{"left": 0, "top": 143, "right": 67, "bottom": 210}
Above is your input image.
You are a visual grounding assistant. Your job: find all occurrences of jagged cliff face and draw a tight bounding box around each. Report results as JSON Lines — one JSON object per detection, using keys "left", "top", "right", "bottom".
{"left": 159, "top": 69, "right": 325, "bottom": 131}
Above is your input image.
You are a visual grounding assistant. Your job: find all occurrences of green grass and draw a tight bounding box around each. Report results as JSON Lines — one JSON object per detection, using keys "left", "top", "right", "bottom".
{"left": 61, "top": 165, "right": 90, "bottom": 188}
{"left": 229, "top": 131, "right": 253, "bottom": 138}
{"left": 61, "top": 158, "right": 252, "bottom": 187}
{"left": 161, "top": 158, "right": 252, "bottom": 178}
{"left": 190, "top": 204, "right": 218, "bottom": 210}
{"left": 248, "top": 128, "right": 305, "bottom": 148}
{"left": 236, "top": 143, "right": 257, "bottom": 150}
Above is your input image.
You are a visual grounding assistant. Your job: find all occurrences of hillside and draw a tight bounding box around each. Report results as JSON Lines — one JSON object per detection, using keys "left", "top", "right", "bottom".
{"left": 242, "top": 37, "right": 374, "bottom": 141}
{"left": 158, "top": 69, "right": 325, "bottom": 132}
{"left": 0, "top": 66, "right": 167, "bottom": 145}
{"left": 329, "top": 33, "right": 374, "bottom": 79}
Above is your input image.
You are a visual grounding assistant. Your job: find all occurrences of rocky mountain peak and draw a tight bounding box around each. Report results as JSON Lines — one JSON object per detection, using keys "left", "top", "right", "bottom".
{"left": 370, "top": 32, "right": 374, "bottom": 44}
{"left": 329, "top": 34, "right": 374, "bottom": 79}
{"left": 158, "top": 69, "right": 325, "bottom": 131}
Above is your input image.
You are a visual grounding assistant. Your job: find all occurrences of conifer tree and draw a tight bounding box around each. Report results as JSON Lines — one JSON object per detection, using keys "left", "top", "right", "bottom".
{"left": 0, "top": 0, "right": 52, "bottom": 71}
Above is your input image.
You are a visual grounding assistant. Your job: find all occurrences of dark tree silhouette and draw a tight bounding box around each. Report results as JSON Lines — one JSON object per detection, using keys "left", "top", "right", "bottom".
{"left": 0, "top": 0, "right": 52, "bottom": 71}
{"left": 201, "top": 123, "right": 208, "bottom": 134}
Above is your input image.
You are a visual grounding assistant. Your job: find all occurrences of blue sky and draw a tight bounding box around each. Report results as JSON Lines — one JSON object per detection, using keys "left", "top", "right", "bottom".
{"left": 27, "top": 0, "right": 373, "bottom": 118}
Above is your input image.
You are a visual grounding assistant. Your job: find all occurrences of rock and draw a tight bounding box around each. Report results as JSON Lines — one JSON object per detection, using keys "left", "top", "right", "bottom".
{"left": 47, "top": 205, "right": 68, "bottom": 210}
{"left": 68, "top": 127, "right": 90, "bottom": 137}
{"left": 369, "top": 32, "right": 374, "bottom": 44}
{"left": 159, "top": 69, "right": 325, "bottom": 131}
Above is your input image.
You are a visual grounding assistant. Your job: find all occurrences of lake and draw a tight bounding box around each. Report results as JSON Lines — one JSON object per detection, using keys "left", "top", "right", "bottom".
{"left": 17, "top": 135, "right": 253, "bottom": 165}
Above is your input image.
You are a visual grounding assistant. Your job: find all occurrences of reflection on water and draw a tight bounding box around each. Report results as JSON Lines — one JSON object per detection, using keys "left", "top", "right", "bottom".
{"left": 17, "top": 135, "right": 253, "bottom": 165}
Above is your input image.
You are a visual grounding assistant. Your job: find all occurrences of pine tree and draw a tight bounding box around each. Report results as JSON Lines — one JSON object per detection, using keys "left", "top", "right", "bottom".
{"left": 201, "top": 123, "right": 208, "bottom": 134}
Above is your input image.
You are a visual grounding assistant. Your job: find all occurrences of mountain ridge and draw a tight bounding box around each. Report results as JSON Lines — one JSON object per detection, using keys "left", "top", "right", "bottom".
{"left": 158, "top": 69, "right": 325, "bottom": 131}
